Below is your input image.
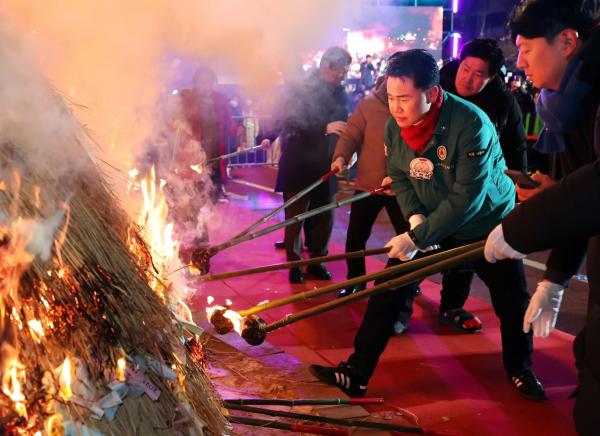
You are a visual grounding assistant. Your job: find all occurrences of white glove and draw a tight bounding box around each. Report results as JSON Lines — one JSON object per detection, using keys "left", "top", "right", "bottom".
{"left": 484, "top": 224, "right": 526, "bottom": 263}
{"left": 408, "top": 214, "right": 440, "bottom": 253}
{"left": 408, "top": 214, "right": 426, "bottom": 229}
{"left": 385, "top": 232, "right": 418, "bottom": 261}
{"left": 523, "top": 281, "right": 565, "bottom": 337}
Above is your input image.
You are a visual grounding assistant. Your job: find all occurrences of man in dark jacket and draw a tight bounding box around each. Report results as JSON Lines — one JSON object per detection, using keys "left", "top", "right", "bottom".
{"left": 440, "top": 38, "right": 528, "bottom": 173}
{"left": 438, "top": 38, "right": 529, "bottom": 330}
{"left": 485, "top": 1, "right": 600, "bottom": 433}
{"left": 278, "top": 47, "right": 351, "bottom": 283}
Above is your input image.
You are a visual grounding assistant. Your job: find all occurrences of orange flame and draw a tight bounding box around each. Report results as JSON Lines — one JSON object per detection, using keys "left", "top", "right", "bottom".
{"left": 1, "top": 358, "right": 27, "bottom": 417}
{"left": 27, "top": 319, "right": 45, "bottom": 343}
{"left": 190, "top": 164, "right": 203, "bottom": 174}
{"left": 59, "top": 357, "right": 72, "bottom": 400}
{"left": 116, "top": 357, "right": 126, "bottom": 382}
{"left": 134, "top": 166, "right": 178, "bottom": 294}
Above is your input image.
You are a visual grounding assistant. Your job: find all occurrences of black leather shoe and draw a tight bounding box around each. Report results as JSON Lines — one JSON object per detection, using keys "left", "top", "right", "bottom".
{"left": 274, "top": 241, "right": 285, "bottom": 249}
{"left": 306, "top": 264, "right": 332, "bottom": 280}
{"left": 289, "top": 267, "right": 305, "bottom": 284}
{"left": 338, "top": 283, "right": 366, "bottom": 298}
{"left": 509, "top": 369, "right": 546, "bottom": 401}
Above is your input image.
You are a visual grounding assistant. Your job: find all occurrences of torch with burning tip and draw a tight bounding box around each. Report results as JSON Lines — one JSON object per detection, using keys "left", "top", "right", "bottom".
{"left": 206, "top": 242, "right": 484, "bottom": 343}
{"left": 191, "top": 183, "right": 391, "bottom": 274}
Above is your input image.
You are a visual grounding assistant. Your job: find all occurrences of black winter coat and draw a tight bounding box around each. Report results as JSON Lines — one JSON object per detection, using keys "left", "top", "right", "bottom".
{"left": 277, "top": 72, "right": 348, "bottom": 194}
{"left": 440, "top": 60, "right": 527, "bottom": 173}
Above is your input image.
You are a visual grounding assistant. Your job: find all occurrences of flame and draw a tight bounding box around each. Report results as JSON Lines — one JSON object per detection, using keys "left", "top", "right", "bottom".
{"left": 190, "top": 164, "right": 204, "bottom": 174}
{"left": 59, "top": 357, "right": 72, "bottom": 400}
{"left": 116, "top": 357, "right": 126, "bottom": 382}
{"left": 138, "top": 167, "right": 177, "bottom": 278}
{"left": 1, "top": 358, "right": 27, "bottom": 417}
{"left": 205, "top": 303, "right": 243, "bottom": 334}
{"left": 46, "top": 413, "right": 64, "bottom": 436}
{"left": 27, "top": 319, "right": 45, "bottom": 343}
{"left": 206, "top": 296, "right": 214, "bottom": 305}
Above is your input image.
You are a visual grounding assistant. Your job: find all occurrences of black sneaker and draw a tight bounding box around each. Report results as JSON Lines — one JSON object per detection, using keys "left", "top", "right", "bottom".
{"left": 509, "top": 369, "right": 546, "bottom": 401}
{"left": 309, "top": 362, "right": 368, "bottom": 398}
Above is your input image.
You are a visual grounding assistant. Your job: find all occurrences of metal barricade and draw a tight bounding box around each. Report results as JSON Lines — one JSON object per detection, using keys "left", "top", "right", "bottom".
{"left": 227, "top": 115, "right": 276, "bottom": 168}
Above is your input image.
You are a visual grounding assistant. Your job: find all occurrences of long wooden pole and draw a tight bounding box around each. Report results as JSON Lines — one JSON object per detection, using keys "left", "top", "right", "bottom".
{"left": 228, "top": 415, "right": 348, "bottom": 435}
{"left": 223, "top": 397, "right": 384, "bottom": 406}
{"left": 262, "top": 245, "right": 484, "bottom": 333}
{"left": 229, "top": 168, "right": 339, "bottom": 241}
{"left": 236, "top": 241, "right": 483, "bottom": 317}
{"left": 198, "top": 246, "right": 390, "bottom": 282}
{"left": 225, "top": 404, "right": 424, "bottom": 434}
{"left": 209, "top": 184, "right": 392, "bottom": 254}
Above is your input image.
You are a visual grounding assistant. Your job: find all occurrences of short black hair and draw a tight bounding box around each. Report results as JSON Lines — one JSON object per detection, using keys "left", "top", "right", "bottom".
{"left": 385, "top": 49, "right": 439, "bottom": 90}
{"left": 320, "top": 46, "right": 352, "bottom": 69}
{"left": 509, "top": 0, "right": 600, "bottom": 43}
{"left": 460, "top": 38, "right": 505, "bottom": 76}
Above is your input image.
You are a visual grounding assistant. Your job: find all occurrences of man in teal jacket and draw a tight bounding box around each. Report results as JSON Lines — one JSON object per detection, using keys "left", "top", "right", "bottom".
{"left": 311, "top": 49, "right": 545, "bottom": 402}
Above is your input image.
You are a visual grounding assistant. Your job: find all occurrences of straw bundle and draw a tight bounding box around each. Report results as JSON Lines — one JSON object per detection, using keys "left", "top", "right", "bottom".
{"left": 0, "top": 92, "right": 227, "bottom": 434}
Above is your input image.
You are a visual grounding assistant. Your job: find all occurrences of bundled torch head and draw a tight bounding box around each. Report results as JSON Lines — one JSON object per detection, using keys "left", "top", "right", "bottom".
{"left": 209, "top": 308, "right": 234, "bottom": 335}
{"left": 191, "top": 245, "right": 213, "bottom": 275}
{"left": 241, "top": 315, "right": 267, "bottom": 346}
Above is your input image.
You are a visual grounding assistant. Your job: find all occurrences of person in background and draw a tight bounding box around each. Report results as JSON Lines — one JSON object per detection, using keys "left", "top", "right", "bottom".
{"left": 360, "top": 54, "right": 376, "bottom": 92}
{"left": 278, "top": 46, "right": 351, "bottom": 284}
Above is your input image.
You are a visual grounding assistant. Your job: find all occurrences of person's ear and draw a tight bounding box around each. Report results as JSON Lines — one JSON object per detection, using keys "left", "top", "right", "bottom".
{"left": 558, "top": 28, "right": 580, "bottom": 58}
{"left": 425, "top": 86, "right": 439, "bottom": 104}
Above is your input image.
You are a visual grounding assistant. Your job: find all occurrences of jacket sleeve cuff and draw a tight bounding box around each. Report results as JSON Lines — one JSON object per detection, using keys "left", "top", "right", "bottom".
{"left": 542, "top": 268, "right": 573, "bottom": 288}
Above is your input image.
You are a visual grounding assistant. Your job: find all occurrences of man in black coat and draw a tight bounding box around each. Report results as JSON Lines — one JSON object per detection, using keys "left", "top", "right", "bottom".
{"left": 278, "top": 47, "right": 351, "bottom": 283}
{"left": 436, "top": 38, "right": 528, "bottom": 331}
{"left": 485, "top": 1, "right": 600, "bottom": 433}
{"left": 440, "top": 38, "right": 528, "bottom": 173}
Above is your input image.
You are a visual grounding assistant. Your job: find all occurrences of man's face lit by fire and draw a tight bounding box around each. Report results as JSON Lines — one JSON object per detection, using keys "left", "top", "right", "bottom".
{"left": 387, "top": 76, "right": 438, "bottom": 128}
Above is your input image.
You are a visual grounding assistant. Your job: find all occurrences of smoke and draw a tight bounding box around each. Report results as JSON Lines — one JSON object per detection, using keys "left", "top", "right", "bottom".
{"left": 2, "top": 0, "right": 345, "bottom": 174}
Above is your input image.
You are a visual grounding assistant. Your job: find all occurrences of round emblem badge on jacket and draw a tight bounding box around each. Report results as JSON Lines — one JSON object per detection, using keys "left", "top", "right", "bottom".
{"left": 409, "top": 157, "right": 434, "bottom": 180}
{"left": 437, "top": 145, "right": 447, "bottom": 161}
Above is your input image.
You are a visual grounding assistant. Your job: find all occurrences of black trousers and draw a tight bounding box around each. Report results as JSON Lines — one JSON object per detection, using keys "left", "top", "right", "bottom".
{"left": 284, "top": 188, "right": 335, "bottom": 261}
{"left": 573, "top": 235, "right": 600, "bottom": 436}
{"left": 347, "top": 237, "right": 533, "bottom": 379}
{"left": 345, "top": 192, "right": 408, "bottom": 279}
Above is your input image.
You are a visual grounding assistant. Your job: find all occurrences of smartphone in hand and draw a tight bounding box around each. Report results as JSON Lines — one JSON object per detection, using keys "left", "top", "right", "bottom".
{"left": 504, "top": 169, "right": 541, "bottom": 189}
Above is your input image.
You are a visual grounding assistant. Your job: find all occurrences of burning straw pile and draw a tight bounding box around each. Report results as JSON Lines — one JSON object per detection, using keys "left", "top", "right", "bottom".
{"left": 0, "top": 21, "right": 227, "bottom": 436}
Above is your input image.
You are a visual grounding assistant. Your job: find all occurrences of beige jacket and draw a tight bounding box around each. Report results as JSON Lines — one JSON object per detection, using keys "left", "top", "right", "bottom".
{"left": 333, "top": 83, "right": 390, "bottom": 191}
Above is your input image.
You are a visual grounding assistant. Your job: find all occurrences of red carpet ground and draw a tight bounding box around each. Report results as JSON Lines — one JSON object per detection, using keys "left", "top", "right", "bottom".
{"left": 191, "top": 171, "right": 578, "bottom": 435}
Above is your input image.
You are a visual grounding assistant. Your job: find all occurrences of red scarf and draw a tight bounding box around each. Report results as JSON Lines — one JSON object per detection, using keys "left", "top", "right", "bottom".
{"left": 400, "top": 88, "right": 444, "bottom": 154}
